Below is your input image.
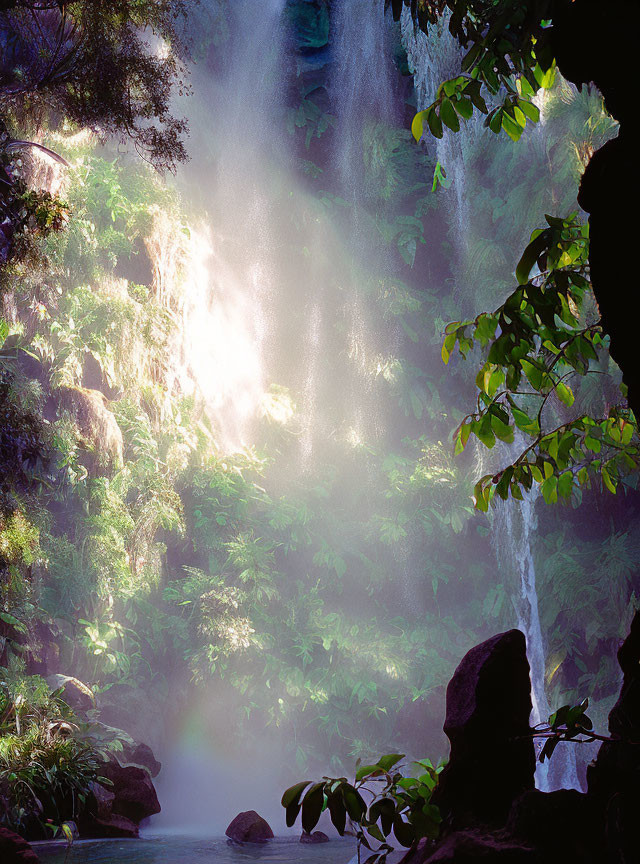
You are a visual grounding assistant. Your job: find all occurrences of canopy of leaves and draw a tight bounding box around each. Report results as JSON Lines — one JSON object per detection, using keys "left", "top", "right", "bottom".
{"left": 445, "top": 214, "right": 638, "bottom": 509}
{"left": 0, "top": 0, "right": 190, "bottom": 170}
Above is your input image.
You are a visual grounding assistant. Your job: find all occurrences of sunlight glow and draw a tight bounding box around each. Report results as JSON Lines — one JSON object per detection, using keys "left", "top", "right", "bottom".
{"left": 181, "top": 227, "right": 267, "bottom": 452}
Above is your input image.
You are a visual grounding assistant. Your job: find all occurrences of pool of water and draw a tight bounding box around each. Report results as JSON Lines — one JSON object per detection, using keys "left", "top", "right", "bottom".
{"left": 34, "top": 835, "right": 360, "bottom": 864}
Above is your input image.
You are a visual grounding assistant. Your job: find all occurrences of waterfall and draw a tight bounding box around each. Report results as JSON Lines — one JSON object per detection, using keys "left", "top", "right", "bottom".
{"left": 175, "top": 0, "right": 288, "bottom": 452}
{"left": 330, "top": 0, "right": 398, "bottom": 192}
{"left": 493, "top": 491, "right": 581, "bottom": 791}
{"left": 324, "top": 0, "right": 401, "bottom": 452}
{"left": 400, "top": 9, "right": 471, "bottom": 250}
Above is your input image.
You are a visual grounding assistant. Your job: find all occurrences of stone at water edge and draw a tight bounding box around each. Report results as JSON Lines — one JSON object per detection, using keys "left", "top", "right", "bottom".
{"left": 431, "top": 629, "right": 535, "bottom": 829}
{"left": 300, "top": 830, "right": 330, "bottom": 843}
{"left": 0, "top": 827, "right": 39, "bottom": 863}
{"left": 225, "top": 811, "right": 274, "bottom": 843}
{"left": 90, "top": 814, "right": 140, "bottom": 839}
{"left": 100, "top": 761, "right": 161, "bottom": 823}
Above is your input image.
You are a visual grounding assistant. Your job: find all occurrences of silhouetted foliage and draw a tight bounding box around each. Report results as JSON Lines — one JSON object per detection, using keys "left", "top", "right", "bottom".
{"left": 0, "top": 1, "right": 190, "bottom": 171}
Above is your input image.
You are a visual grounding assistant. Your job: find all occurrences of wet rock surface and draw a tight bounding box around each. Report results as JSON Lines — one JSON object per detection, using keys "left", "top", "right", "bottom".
{"left": 225, "top": 810, "right": 274, "bottom": 843}
{"left": 433, "top": 629, "right": 535, "bottom": 828}
{"left": 0, "top": 827, "right": 39, "bottom": 863}
{"left": 46, "top": 674, "right": 95, "bottom": 713}
{"left": 126, "top": 741, "right": 162, "bottom": 778}
{"left": 300, "top": 830, "right": 330, "bottom": 843}
{"left": 99, "top": 761, "right": 161, "bottom": 824}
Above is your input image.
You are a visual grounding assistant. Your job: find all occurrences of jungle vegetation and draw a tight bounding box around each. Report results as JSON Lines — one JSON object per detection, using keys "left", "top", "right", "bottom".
{"left": 0, "top": 0, "right": 638, "bottom": 842}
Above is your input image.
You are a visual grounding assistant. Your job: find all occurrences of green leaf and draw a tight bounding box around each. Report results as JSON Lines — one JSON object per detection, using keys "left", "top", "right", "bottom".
{"left": 556, "top": 381, "right": 575, "bottom": 407}
{"left": 301, "top": 783, "right": 325, "bottom": 834}
{"left": 282, "top": 781, "right": 312, "bottom": 809}
{"left": 377, "top": 753, "right": 404, "bottom": 772}
{"left": 356, "top": 764, "right": 380, "bottom": 782}
{"left": 454, "top": 97, "right": 473, "bottom": 120}
{"left": 411, "top": 110, "right": 429, "bottom": 143}
{"left": 515, "top": 229, "right": 550, "bottom": 284}
{"left": 518, "top": 100, "right": 540, "bottom": 123}
{"left": 327, "top": 791, "right": 347, "bottom": 835}
{"left": 343, "top": 785, "right": 367, "bottom": 822}
{"left": 427, "top": 108, "right": 444, "bottom": 139}
{"left": 439, "top": 99, "right": 460, "bottom": 132}
{"left": 501, "top": 111, "right": 523, "bottom": 141}
{"left": 393, "top": 816, "right": 415, "bottom": 848}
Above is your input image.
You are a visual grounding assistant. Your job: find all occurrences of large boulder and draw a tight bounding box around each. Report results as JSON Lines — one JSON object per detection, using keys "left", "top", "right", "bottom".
{"left": 225, "top": 810, "right": 274, "bottom": 843}
{"left": 432, "top": 630, "right": 535, "bottom": 828}
{"left": 79, "top": 782, "right": 139, "bottom": 839}
{"left": 46, "top": 674, "right": 95, "bottom": 713}
{"left": 0, "top": 827, "right": 39, "bottom": 863}
{"left": 99, "top": 762, "right": 161, "bottom": 823}
{"left": 587, "top": 609, "right": 640, "bottom": 863}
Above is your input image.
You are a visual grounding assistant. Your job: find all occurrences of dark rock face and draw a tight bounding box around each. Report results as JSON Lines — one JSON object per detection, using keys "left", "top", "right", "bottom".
{"left": 300, "top": 830, "right": 329, "bottom": 843}
{"left": 225, "top": 811, "right": 274, "bottom": 843}
{"left": 425, "top": 830, "right": 534, "bottom": 864}
{"left": 433, "top": 629, "right": 535, "bottom": 828}
{"left": 508, "top": 789, "right": 600, "bottom": 864}
{"left": 126, "top": 742, "right": 162, "bottom": 778}
{"left": 551, "top": 0, "right": 640, "bottom": 418}
{"left": 46, "top": 674, "right": 96, "bottom": 713}
{"left": 79, "top": 780, "right": 140, "bottom": 838}
{"left": 0, "top": 827, "right": 39, "bottom": 863}
{"left": 90, "top": 814, "right": 139, "bottom": 839}
{"left": 99, "top": 762, "right": 161, "bottom": 823}
{"left": 88, "top": 780, "right": 116, "bottom": 822}
{"left": 587, "top": 610, "right": 640, "bottom": 863}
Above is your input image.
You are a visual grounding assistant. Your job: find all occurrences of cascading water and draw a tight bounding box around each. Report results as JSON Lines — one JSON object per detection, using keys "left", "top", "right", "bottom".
{"left": 175, "top": 0, "right": 289, "bottom": 452}
{"left": 328, "top": 0, "right": 400, "bottom": 450}
{"left": 400, "top": 10, "right": 472, "bottom": 251}
{"left": 493, "top": 490, "right": 581, "bottom": 791}
{"left": 330, "top": 0, "right": 398, "bottom": 190}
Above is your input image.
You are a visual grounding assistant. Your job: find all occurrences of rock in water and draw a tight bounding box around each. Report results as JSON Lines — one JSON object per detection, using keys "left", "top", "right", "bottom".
{"left": 300, "top": 831, "right": 329, "bottom": 843}
{"left": 225, "top": 811, "right": 274, "bottom": 843}
{"left": 0, "top": 827, "right": 39, "bottom": 863}
{"left": 432, "top": 629, "right": 535, "bottom": 828}
{"left": 587, "top": 609, "right": 640, "bottom": 863}
{"left": 100, "top": 762, "right": 161, "bottom": 823}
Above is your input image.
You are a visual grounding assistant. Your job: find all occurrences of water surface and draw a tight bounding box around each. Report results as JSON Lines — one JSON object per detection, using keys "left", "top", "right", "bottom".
{"left": 35, "top": 835, "right": 359, "bottom": 864}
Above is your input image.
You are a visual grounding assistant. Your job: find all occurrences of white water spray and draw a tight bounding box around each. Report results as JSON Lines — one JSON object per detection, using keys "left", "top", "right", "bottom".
{"left": 493, "top": 490, "right": 581, "bottom": 791}
{"left": 400, "top": 10, "right": 472, "bottom": 249}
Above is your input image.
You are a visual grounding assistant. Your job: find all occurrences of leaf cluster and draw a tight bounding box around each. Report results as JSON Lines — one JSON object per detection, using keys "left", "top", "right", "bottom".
{"left": 444, "top": 213, "right": 638, "bottom": 508}
{"left": 282, "top": 753, "right": 443, "bottom": 863}
{"left": 396, "top": 0, "right": 556, "bottom": 143}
